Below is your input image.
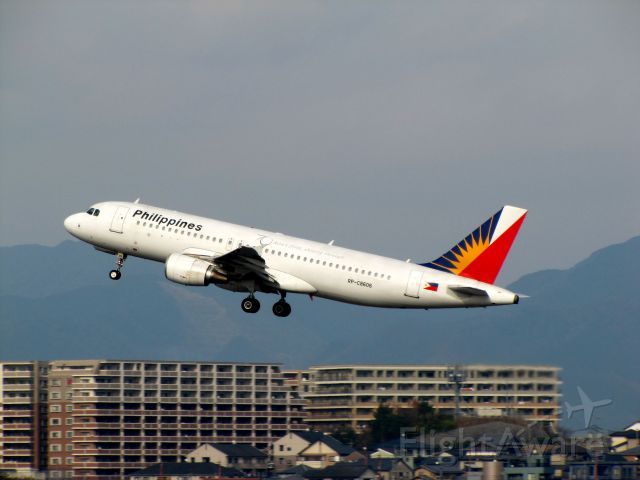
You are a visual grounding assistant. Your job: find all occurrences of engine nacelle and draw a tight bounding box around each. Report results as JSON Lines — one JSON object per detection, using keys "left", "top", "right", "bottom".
{"left": 164, "top": 253, "right": 227, "bottom": 286}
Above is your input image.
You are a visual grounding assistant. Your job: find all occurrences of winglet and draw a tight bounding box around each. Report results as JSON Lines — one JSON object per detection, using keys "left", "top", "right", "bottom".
{"left": 421, "top": 205, "right": 527, "bottom": 284}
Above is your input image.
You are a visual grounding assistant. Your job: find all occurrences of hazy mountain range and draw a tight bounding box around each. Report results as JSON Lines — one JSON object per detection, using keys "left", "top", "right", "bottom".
{"left": 1, "top": 237, "right": 638, "bottom": 431}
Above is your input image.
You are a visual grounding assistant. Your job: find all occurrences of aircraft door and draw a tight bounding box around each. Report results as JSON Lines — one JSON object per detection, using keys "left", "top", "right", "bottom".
{"left": 404, "top": 270, "right": 424, "bottom": 298}
{"left": 109, "top": 207, "right": 129, "bottom": 233}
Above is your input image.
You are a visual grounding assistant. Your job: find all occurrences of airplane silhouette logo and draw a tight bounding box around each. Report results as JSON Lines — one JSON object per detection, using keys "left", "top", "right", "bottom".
{"left": 564, "top": 386, "right": 612, "bottom": 428}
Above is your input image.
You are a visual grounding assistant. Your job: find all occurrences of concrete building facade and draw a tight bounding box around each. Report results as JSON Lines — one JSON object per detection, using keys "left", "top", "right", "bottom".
{"left": 1, "top": 360, "right": 307, "bottom": 479}
{"left": 297, "top": 364, "right": 561, "bottom": 432}
{"left": 0, "top": 361, "right": 48, "bottom": 477}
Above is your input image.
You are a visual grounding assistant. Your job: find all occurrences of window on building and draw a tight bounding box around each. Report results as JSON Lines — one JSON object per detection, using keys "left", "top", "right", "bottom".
{"left": 50, "top": 405, "right": 61, "bottom": 412}
{"left": 51, "top": 418, "right": 61, "bottom": 426}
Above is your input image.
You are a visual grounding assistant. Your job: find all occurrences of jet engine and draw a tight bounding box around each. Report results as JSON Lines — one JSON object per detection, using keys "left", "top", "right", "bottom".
{"left": 164, "top": 253, "right": 227, "bottom": 286}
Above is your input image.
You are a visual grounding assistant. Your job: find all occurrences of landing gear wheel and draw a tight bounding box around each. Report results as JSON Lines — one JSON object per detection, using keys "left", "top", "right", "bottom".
{"left": 241, "top": 297, "right": 260, "bottom": 314}
{"left": 272, "top": 300, "right": 291, "bottom": 317}
{"left": 109, "top": 252, "right": 126, "bottom": 280}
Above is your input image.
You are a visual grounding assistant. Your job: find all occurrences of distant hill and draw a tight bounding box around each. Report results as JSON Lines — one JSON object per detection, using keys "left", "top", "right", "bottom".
{"left": 1, "top": 237, "right": 639, "bottom": 431}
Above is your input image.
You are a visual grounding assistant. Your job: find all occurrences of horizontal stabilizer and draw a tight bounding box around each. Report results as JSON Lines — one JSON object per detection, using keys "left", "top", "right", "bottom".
{"left": 449, "top": 285, "right": 488, "bottom": 296}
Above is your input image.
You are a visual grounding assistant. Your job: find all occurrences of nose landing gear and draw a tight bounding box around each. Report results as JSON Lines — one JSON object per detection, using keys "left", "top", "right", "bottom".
{"left": 109, "top": 252, "right": 126, "bottom": 280}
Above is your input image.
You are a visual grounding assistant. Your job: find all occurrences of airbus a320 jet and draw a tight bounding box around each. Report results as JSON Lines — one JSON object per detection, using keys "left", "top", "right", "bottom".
{"left": 64, "top": 201, "right": 527, "bottom": 317}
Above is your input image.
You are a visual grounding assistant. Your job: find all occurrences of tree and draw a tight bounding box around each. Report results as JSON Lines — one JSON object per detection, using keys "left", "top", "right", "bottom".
{"left": 331, "top": 424, "right": 358, "bottom": 446}
{"left": 369, "top": 403, "right": 411, "bottom": 443}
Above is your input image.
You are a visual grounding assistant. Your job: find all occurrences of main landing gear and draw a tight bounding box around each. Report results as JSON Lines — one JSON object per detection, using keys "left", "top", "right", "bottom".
{"left": 240, "top": 292, "right": 291, "bottom": 317}
{"left": 241, "top": 296, "right": 261, "bottom": 314}
{"left": 109, "top": 252, "right": 126, "bottom": 281}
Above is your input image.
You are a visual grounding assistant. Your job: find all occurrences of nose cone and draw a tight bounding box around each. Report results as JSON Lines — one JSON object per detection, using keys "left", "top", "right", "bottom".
{"left": 64, "top": 213, "right": 80, "bottom": 237}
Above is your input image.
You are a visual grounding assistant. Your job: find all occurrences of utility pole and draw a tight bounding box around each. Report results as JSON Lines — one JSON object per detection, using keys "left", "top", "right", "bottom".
{"left": 446, "top": 365, "right": 467, "bottom": 419}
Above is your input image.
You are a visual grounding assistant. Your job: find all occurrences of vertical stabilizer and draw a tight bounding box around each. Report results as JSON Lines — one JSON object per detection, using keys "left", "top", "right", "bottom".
{"left": 421, "top": 206, "right": 527, "bottom": 284}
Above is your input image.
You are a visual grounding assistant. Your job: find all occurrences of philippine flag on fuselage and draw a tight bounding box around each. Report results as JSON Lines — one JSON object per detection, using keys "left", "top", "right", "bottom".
{"left": 424, "top": 282, "right": 439, "bottom": 292}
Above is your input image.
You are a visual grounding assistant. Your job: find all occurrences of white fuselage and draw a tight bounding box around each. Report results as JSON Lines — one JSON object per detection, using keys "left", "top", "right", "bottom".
{"left": 64, "top": 201, "right": 519, "bottom": 309}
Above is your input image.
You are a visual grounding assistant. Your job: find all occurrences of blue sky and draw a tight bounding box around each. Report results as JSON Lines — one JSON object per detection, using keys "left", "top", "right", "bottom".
{"left": 1, "top": 0, "right": 639, "bottom": 283}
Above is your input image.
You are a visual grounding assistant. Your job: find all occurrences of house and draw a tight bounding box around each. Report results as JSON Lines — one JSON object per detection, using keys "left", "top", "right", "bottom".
{"left": 413, "top": 463, "right": 463, "bottom": 480}
{"left": 185, "top": 443, "right": 269, "bottom": 475}
{"left": 304, "top": 463, "right": 376, "bottom": 480}
{"left": 298, "top": 438, "right": 358, "bottom": 469}
{"left": 567, "top": 458, "right": 639, "bottom": 480}
{"left": 610, "top": 428, "right": 640, "bottom": 453}
{"left": 272, "top": 431, "right": 357, "bottom": 470}
{"left": 366, "top": 458, "right": 413, "bottom": 480}
{"left": 129, "top": 462, "right": 250, "bottom": 480}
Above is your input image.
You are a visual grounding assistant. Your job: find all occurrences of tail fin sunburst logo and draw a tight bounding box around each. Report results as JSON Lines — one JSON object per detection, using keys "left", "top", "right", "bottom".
{"left": 422, "top": 206, "right": 527, "bottom": 284}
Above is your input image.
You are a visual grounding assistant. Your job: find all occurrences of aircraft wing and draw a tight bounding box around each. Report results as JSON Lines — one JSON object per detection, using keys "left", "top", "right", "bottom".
{"left": 448, "top": 285, "right": 489, "bottom": 297}
{"left": 181, "top": 246, "right": 274, "bottom": 287}
{"left": 213, "top": 246, "right": 274, "bottom": 285}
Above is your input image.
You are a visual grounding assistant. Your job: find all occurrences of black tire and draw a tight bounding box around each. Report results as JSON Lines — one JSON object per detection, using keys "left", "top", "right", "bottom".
{"left": 241, "top": 297, "right": 260, "bottom": 314}
{"left": 109, "top": 270, "right": 121, "bottom": 280}
{"left": 273, "top": 301, "right": 291, "bottom": 317}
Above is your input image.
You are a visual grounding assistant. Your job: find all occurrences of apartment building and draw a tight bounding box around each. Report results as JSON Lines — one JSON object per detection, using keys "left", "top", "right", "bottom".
{"left": 1, "top": 360, "right": 307, "bottom": 479}
{"left": 0, "top": 361, "right": 48, "bottom": 477}
{"left": 283, "top": 370, "right": 311, "bottom": 397}
{"left": 299, "top": 364, "right": 561, "bottom": 432}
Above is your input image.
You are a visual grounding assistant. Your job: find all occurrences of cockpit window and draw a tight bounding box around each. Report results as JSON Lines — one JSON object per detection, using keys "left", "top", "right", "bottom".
{"left": 86, "top": 208, "right": 95, "bottom": 215}
{"left": 93, "top": 209, "right": 100, "bottom": 216}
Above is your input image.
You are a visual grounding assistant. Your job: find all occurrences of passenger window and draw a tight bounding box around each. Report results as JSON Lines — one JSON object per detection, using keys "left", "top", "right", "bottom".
{"left": 284, "top": 253, "right": 288, "bottom": 258}
{"left": 93, "top": 209, "right": 100, "bottom": 216}
{"left": 348, "top": 267, "right": 352, "bottom": 272}
{"left": 323, "top": 261, "right": 326, "bottom": 266}
{"left": 304, "top": 257, "right": 307, "bottom": 262}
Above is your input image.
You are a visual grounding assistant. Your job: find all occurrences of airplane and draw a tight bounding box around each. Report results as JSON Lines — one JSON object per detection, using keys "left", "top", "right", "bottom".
{"left": 564, "top": 386, "right": 612, "bottom": 429}
{"left": 64, "top": 201, "right": 527, "bottom": 317}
